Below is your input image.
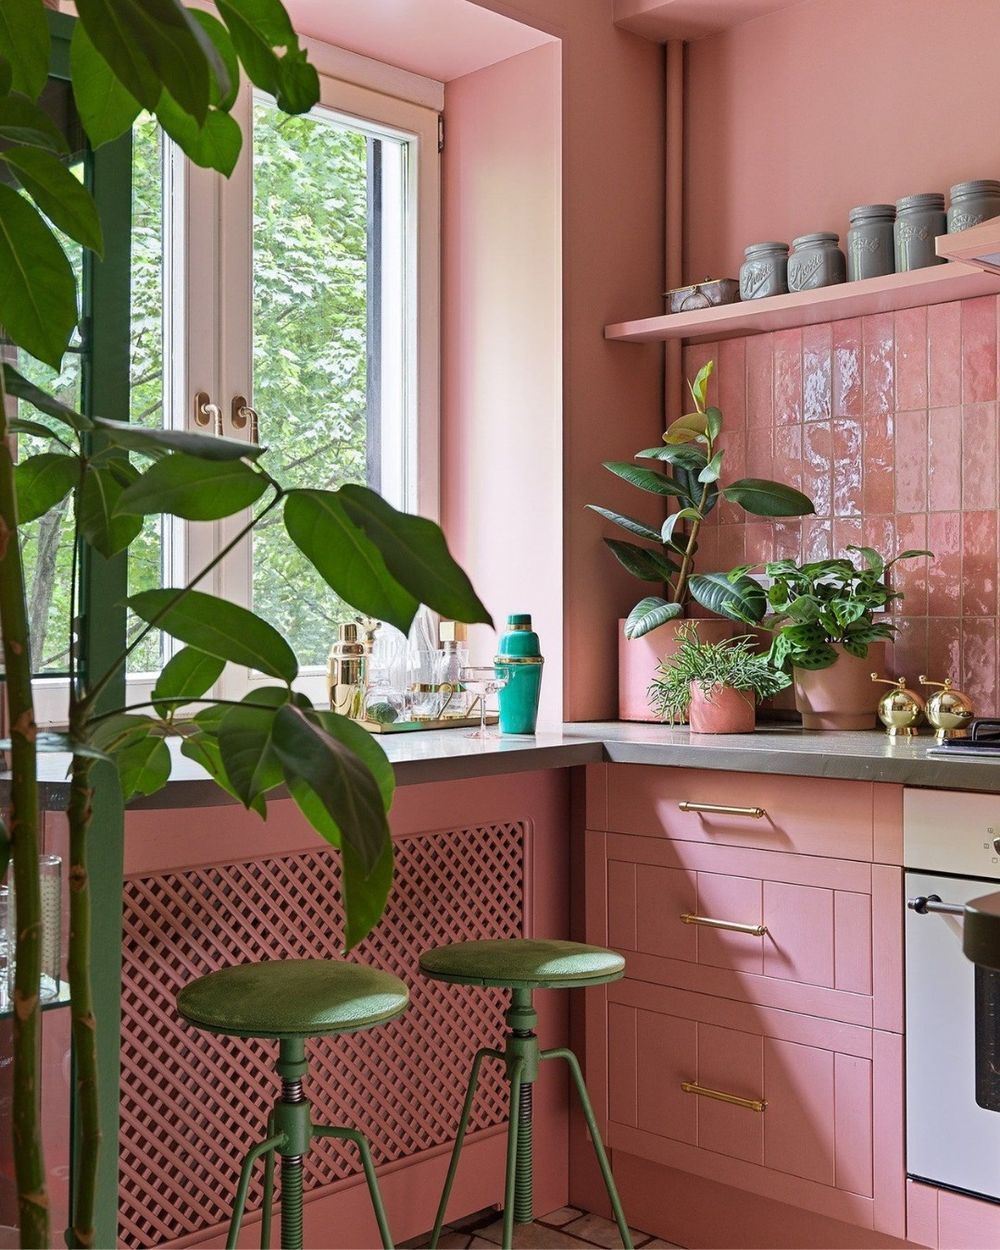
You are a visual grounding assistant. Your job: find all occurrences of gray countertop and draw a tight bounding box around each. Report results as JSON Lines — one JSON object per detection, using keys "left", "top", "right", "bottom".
{"left": 9, "top": 721, "right": 1000, "bottom": 810}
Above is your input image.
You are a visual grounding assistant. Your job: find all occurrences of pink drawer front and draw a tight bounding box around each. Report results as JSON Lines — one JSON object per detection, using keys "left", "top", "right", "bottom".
{"left": 602, "top": 831, "right": 900, "bottom": 1027}
{"left": 907, "top": 1180, "right": 1000, "bottom": 1249}
{"left": 604, "top": 980, "right": 904, "bottom": 1237}
{"left": 598, "top": 765, "right": 898, "bottom": 862}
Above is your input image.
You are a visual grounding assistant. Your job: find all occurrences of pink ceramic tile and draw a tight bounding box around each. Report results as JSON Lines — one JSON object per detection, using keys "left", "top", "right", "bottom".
{"left": 774, "top": 425, "right": 803, "bottom": 493}
{"left": 801, "top": 516, "right": 832, "bottom": 561}
{"left": 833, "top": 318, "right": 862, "bottom": 418}
{"left": 961, "top": 403, "right": 998, "bottom": 511}
{"left": 772, "top": 520, "right": 802, "bottom": 560}
{"left": 894, "top": 409, "right": 928, "bottom": 513}
{"left": 802, "top": 421, "right": 833, "bottom": 518}
{"left": 716, "top": 430, "right": 746, "bottom": 525}
{"left": 802, "top": 324, "right": 833, "bottom": 422}
{"left": 895, "top": 306, "right": 928, "bottom": 411}
{"left": 926, "top": 512, "right": 962, "bottom": 616}
{"left": 961, "top": 618, "right": 998, "bottom": 718}
{"left": 716, "top": 523, "right": 747, "bottom": 568}
{"left": 863, "top": 312, "right": 894, "bottom": 416}
{"left": 832, "top": 417, "right": 863, "bottom": 516}
{"left": 746, "top": 426, "right": 773, "bottom": 480}
{"left": 773, "top": 328, "right": 803, "bottom": 426}
{"left": 961, "top": 511, "right": 998, "bottom": 618}
{"left": 744, "top": 523, "right": 776, "bottom": 564}
{"left": 927, "top": 301, "right": 962, "bottom": 408}
{"left": 893, "top": 514, "right": 929, "bottom": 616}
{"left": 696, "top": 521, "right": 721, "bottom": 572}
{"left": 832, "top": 516, "right": 863, "bottom": 557}
{"left": 718, "top": 337, "right": 747, "bottom": 428}
{"left": 863, "top": 515, "right": 896, "bottom": 568}
{"left": 746, "top": 335, "right": 774, "bottom": 427}
{"left": 924, "top": 617, "right": 962, "bottom": 685}
{"left": 927, "top": 406, "right": 962, "bottom": 513}
{"left": 962, "top": 295, "right": 998, "bottom": 404}
{"left": 862, "top": 409, "right": 895, "bottom": 515}
{"left": 684, "top": 342, "right": 719, "bottom": 406}
{"left": 890, "top": 618, "right": 929, "bottom": 684}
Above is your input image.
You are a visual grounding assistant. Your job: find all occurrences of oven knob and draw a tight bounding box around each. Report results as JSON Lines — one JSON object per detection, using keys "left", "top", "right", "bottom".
{"left": 993, "top": 835, "right": 1000, "bottom": 855}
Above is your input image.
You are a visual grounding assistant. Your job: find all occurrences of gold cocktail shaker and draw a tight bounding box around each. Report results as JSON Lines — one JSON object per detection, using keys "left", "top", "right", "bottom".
{"left": 327, "top": 622, "right": 368, "bottom": 718}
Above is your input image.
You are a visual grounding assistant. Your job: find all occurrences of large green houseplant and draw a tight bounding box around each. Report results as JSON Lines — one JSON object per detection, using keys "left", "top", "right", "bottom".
{"left": 0, "top": 6, "right": 490, "bottom": 1248}
{"left": 588, "top": 360, "right": 815, "bottom": 640}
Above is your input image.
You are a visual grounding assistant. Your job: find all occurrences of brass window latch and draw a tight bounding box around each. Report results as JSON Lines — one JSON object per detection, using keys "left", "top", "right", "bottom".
{"left": 231, "top": 395, "right": 260, "bottom": 444}
{"left": 193, "top": 390, "right": 222, "bottom": 435}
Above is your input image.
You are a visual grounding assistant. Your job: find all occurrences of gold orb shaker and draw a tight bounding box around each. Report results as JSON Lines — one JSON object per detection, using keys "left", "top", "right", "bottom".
{"left": 870, "top": 674, "right": 926, "bottom": 736}
{"left": 919, "top": 675, "right": 975, "bottom": 742}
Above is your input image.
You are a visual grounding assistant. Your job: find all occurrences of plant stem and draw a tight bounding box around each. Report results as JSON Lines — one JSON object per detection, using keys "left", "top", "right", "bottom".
{"left": 0, "top": 372, "right": 49, "bottom": 1248}
{"left": 65, "top": 745, "right": 98, "bottom": 1249}
{"left": 673, "top": 480, "right": 711, "bottom": 607}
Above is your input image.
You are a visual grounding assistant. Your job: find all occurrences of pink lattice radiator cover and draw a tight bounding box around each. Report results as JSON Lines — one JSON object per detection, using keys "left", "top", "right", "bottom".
{"left": 118, "top": 821, "right": 527, "bottom": 1248}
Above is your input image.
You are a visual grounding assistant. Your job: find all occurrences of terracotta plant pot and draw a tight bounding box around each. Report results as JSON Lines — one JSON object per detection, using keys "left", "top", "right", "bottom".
{"left": 793, "top": 641, "right": 887, "bottom": 730}
{"left": 688, "top": 683, "right": 756, "bottom": 734}
{"left": 618, "top": 616, "right": 734, "bottom": 722}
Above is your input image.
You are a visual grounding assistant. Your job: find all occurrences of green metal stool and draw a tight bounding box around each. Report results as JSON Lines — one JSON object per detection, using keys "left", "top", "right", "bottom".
{"left": 176, "top": 958, "right": 408, "bottom": 1250}
{"left": 419, "top": 938, "right": 630, "bottom": 1250}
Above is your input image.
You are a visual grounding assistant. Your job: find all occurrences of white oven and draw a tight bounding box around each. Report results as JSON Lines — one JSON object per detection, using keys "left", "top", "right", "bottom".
{"left": 904, "top": 788, "right": 1000, "bottom": 1203}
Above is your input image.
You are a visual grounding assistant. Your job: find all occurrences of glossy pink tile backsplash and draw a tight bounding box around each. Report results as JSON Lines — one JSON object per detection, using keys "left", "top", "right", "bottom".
{"left": 687, "top": 295, "right": 1000, "bottom": 716}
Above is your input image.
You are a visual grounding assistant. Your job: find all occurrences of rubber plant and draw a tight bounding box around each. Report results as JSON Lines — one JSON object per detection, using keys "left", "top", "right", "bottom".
{"left": 587, "top": 360, "right": 815, "bottom": 640}
{"left": 0, "top": 5, "right": 490, "bottom": 1248}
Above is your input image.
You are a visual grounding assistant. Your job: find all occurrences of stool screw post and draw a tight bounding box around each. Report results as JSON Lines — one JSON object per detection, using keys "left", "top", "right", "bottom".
{"left": 506, "top": 989, "right": 537, "bottom": 1228}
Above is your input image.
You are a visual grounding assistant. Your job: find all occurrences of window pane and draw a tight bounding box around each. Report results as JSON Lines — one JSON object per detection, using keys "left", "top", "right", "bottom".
{"left": 250, "top": 97, "right": 406, "bottom": 668}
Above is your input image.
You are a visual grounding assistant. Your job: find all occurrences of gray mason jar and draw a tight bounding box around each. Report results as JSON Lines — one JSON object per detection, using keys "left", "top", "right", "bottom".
{"left": 895, "top": 193, "right": 946, "bottom": 270}
{"left": 847, "top": 204, "right": 896, "bottom": 281}
{"left": 787, "top": 232, "right": 846, "bottom": 291}
{"left": 739, "top": 241, "right": 789, "bottom": 300}
{"left": 948, "top": 180, "right": 1000, "bottom": 233}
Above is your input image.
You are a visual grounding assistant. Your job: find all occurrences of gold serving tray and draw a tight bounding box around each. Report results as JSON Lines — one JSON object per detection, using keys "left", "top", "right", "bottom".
{"left": 360, "top": 714, "right": 499, "bottom": 735}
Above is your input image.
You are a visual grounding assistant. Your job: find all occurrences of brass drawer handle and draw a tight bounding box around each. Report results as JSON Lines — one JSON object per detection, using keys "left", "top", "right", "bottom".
{"left": 678, "top": 801, "right": 766, "bottom": 819}
{"left": 680, "top": 913, "right": 768, "bottom": 937}
{"left": 681, "top": 1081, "right": 767, "bottom": 1113}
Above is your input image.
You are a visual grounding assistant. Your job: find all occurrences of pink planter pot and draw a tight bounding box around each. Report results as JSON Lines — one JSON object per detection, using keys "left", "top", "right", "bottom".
{"left": 688, "top": 683, "right": 756, "bottom": 734}
{"left": 618, "top": 617, "right": 734, "bottom": 722}
{"left": 793, "top": 642, "right": 887, "bottom": 730}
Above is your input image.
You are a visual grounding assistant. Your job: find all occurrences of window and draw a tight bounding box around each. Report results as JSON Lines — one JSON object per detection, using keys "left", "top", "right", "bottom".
{"left": 25, "top": 52, "right": 440, "bottom": 722}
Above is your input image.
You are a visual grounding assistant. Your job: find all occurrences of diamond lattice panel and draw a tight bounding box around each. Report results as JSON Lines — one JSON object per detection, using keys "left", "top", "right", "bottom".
{"left": 118, "top": 823, "right": 526, "bottom": 1248}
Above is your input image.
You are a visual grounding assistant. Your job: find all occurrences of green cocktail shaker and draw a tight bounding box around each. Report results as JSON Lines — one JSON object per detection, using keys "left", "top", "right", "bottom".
{"left": 495, "top": 613, "right": 544, "bottom": 734}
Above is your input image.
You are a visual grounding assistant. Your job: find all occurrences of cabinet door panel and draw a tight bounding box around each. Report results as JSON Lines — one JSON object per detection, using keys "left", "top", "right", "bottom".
{"left": 696, "top": 1022, "right": 764, "bottom": 1164}
{"left": 636, "top": 1008, "right": 697, "bottom": 1145}
{"left": 763, "top": 1037, "right": 836, "bottom": 1185}
{"left": 695, "top": 872, "right": 764, "bottom": 974}
{"left": 762, "top": 881, "right": 834, "bottom": 987}
{"left": 635, "top": 864, "right": 696, "bottom": 961}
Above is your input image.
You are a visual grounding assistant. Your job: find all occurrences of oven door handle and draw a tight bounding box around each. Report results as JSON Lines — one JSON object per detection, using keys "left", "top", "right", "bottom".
{"left": 907, "top": 893, "right": 965, "bottom": 916}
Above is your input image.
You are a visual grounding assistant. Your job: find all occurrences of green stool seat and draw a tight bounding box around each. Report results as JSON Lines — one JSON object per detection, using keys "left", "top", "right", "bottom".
{"left": 419, "top": 938, "right": 624, "bottom": 989}
{"left": 177, "top": 958, "right": 408, "bottom": 1038}
{"left": 177, "top": 958, "right": 405, "bottom": 1250}
{"left": 421, "top": 939, "right": 631, "bottom": 1250}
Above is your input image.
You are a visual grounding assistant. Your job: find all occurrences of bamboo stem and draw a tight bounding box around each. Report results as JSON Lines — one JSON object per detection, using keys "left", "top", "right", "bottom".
{"left": 0, "top": 373, "right": 49, "bottom": 1248}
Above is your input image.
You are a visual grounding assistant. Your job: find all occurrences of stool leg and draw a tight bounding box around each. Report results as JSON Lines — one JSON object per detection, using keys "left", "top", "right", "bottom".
{"left": 314, "top": 1126, "right": 393, "bottom": 1249}
{"left": 226, "top": 1133, "right": 284, "bottom": 1250}
{"left": 542, "top": 1048, "right": 632, "bottom": 1250}
{"left": 428, "top": 1046, "right": 502, "bottom": 1249}
{"left": 261, "top": 1114, "right": 276, "bottom": 1249}
{"left": 501, "top": 1058, "right": 525, "bottom": 1250}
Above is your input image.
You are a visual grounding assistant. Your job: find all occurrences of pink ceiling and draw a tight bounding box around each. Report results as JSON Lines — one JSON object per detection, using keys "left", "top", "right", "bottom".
{"left": 285, "top": 0, "right": 555, "bottom": 82}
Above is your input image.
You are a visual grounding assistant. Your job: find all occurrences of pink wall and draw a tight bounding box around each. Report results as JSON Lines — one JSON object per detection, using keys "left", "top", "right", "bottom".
{"left": 446, "top": 0, "right": 665, "bottom": 722}
{"left": 442, "top": 43, "right": 564, "bottom": 724}
{"left": 686, "top": 296, "right": 1000, "bottom": 716}
{"left": 684, "top": 0, "right": 1000, "bottom": 283}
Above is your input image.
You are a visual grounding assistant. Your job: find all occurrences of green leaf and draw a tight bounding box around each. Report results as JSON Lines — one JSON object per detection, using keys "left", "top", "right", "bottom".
{"left": 29, "top": 732, "right": 111, "bottom": 762}
{"left": 14, "top": 452, "right": 77, "bottom": 523}
{"left": 635, "top": 445, "right": 708, "bottom": 472}
{"left": 190, "top": 9, "right": 240, "bottom": 112}
{"left": 688, "top": 572, "right": 767, "bottom": 624}
{"left": 217, "top": 689, "right": 290, "bottom": 809}
{"left": 70, "top": 23, "right": 141, "bottom": 148}
{"left": 604, "top": 538, "right": 678, "bottom": 582}
{"left": 155, "top": 90, "right": 242, "bottom": 175}
{"left": 0, "top": 55, "right": 10, "bottom": 98}
{"left": 91, "top": 415, "right": 263, "bottom": 459}
{"left": 688, "top": 360, "right": 714, "bottom": 410}
{"left": 789, "top": 640, "right": 839, "bottom": 671}
{"left": 845, "top": 545, "right": 884, "bottom": 577}
{"left": 179, "top": 727, "right": 263, "bottom": 814}
{"left": 151, "top": 646, "right": 225, "bottom": 717}
{"left": 721, "top": 478, "right": 816, "bottom": 518}
{"left": 0, "top": 93, "right": 69, "bottom": 152}
{"left": 585, "top": 504, "right": 662, "bottom": 543}
{"left": 283, "top": 489, "right": 419, "bottom": 635}
{"left": 8, "top": 418, "right": 66, "bottom": 442}
{"left": 624, "top": 596, "right": 683, "bottom": 640}
{"left": 76, "top": 0, "right": 216, "bottom": 123}
{"left": 661, "top": 507, "right": 701, "bottom": 545}
{"left": 341, "top": 834, "right": 393, "bottom": 952}
{"left": 0, "top": 183, "right": 76, "bottom": 369}
{"left": 698, "top": 450, "right": 725, "bottom": 484}
{"left": 116, "top": 452, "right": 267, "bottom": 519}
{"left": 216, "top": 0, "right": 319, "bottom": 114}
{"left": 704, "top": 406, "right": 723, "bottom": 441}
{"left": 116, "top": 733, "right": 171, "bottom": 802}
{"left": 271, "top": 703, "right": 389, "bottom": 876}
{"left": 2, "top": 147, "right": 104, "bottom": 254}
{"left": 0, "top": 0, "right": 50, "bottom": 99}
{"left": 79, "top": 463, "right": 143, "bottom": 557}
{"left": 603, "top": 461, "right": 688, "bottom": 497}
{"left": 128, "top": 588, "right": 298, "bottom": 683}
{"left": 2, "top": 364, "right": 93, "bottom": 431}
{"left": 89, "top": 713, "right": 157, "bottom": 754}
{"left": 887, "top": 548, "right": 933, "bottom": 568}
{"left": 338, "top": 485, "right": 493, "bottom": 626}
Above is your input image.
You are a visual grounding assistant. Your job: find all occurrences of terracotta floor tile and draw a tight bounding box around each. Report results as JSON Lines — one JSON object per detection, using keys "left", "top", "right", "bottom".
{"left": 539, "top": 1208, "right": 585, "bottom": 1228}
{"left": 562, "top": 1212, "right": 648, "bottom": 1248}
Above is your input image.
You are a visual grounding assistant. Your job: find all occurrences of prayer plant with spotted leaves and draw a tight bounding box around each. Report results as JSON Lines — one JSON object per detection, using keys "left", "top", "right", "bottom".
{"left": 588, "top": 360, "right": 816, "bottom": 641}
{"left": 0, "top": 4, "right": 490, "bottom": 1247}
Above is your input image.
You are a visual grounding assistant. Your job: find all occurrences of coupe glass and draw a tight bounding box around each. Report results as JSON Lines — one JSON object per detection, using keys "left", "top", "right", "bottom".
{"left": 460, "top": 665, "right": 509, "bottom": 740}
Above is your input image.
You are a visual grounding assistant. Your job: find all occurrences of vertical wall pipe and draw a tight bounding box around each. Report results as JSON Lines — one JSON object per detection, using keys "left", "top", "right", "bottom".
{"left": 665, "top": 39, "right": 685, "bottom": 425}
